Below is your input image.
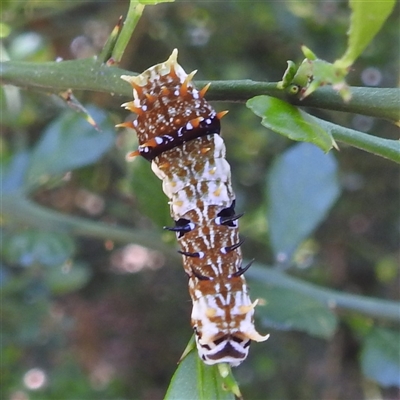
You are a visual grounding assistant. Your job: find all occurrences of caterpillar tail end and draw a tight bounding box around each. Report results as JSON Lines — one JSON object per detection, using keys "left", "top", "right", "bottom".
{"left": 247, "top": 330, "right": 270, "bottom": 342}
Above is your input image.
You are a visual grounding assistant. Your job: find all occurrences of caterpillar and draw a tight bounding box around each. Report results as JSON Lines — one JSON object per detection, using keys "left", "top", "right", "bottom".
{"left": 118, "top": 49, "right": 269, "bottom": 367}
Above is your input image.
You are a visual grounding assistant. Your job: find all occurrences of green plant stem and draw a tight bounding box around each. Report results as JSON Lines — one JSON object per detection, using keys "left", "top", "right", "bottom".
{"left": 1, "top": 59, "right": 398, "bottom": 164}
{"left": 112, "top": 1, "right": 145, "bottom": 64}
{"left": 3, "top": 194, "right": 176, "bottom": 258}
{"left": 0, "top": 59, "right": 132, "bottom": 96}
{"left": 3, "top": 193, "right": 399, "bottom": 324}
{"left": 1, "top": 59, "right": 399, "bottom": 121}
{"left": 294, "top": 86, "right": 400, "bottom": 122}
{"left": 314, "top": 116, "right": 400, "bottom": 163}
{"left": 98, "top": 17, "right": 124, "bottom": 64}
{"left": 199, "top": 81, "right": 400, "bottom": 122}
{"left": 247, "top": 264, "right": 400, "bottom": 323}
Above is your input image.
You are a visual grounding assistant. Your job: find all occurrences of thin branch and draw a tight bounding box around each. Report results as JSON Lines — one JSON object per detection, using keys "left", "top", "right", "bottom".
{"left": 0, "top": 59, "right": 132, "bottom": 97}
{"left": 3, "top": 193, "right": 399, "bottom": 324}
{"left": 247, "top": 264, "right": 400, "bottom": 323}
{"left": 3, "top": 194, "right": 176, "bottom": 258}
{"left": 1, "top": 59, "right": 399, "bottom": 121}
{"left": 112, "top": 2, "right": 145, "bottom": 64}
{"left": 314, "top": 116, "right": 400, "bottom": 163}
{"left": 293, "top": 85, "right": 400, "bottom": 122}
{"left": 198, "top": 80, "right": 400, "bottom": 122}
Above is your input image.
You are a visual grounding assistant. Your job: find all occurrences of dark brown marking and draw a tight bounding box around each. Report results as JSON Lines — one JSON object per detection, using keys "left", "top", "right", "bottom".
{"left": 138, "top": 116, "right": 220, "bottom": 161}
{"left": 206, "top": 342, "right": 246, "bottom": 361}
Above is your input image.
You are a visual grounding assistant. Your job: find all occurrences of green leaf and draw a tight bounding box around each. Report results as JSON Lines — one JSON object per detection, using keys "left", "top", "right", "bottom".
{"left": 277, "top": 60, "right": 297, "bottom": 89}
{"left": 2, "top": 230, "right": 76, "bottom": 267}
{"left": 336, "top": 0, "right": 396, "bottom": 69}
{"left": 44, "top": 261, "right": 91, "bottom": 295}
{"left": 247, "top": 95, "right": 334, "bottom": 152}
{"left": 266, "top": 143, "right": 340, "bottom": 260}
{"left": 1, "top": 151, "right": 30, "bottom": 193}
{"left": 251, "top": 285, "right": 338, "bottom": 339}
{"left": 128, "top": 157, "right": 171, "bottom": 228}
{"left": 293, "top": 57, "right": 351, "bottom": 101}
{"left": 165, "top": 349, "right": 235, "bottom": 400}
{"left": 361, "top": 327, "right": 400, "bottom": 387}
{"left": 26, "top": 105, "right": 115, "bottom": 190}
{"left": 375, "top": 255, "right": 399, "bottom": 284}
{"left": 0, "top": 267, "right": 10, "bottom": 288}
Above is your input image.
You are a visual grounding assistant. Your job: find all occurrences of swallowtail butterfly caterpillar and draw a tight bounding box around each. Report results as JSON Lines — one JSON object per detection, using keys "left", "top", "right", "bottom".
{"left": 118, "top": 49, "right": 269, "bottom": 367}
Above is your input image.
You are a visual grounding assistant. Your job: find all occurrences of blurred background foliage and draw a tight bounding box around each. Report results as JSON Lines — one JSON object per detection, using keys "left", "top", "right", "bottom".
{"left": 1, "top": 0, "right": 399, "bottom": 399}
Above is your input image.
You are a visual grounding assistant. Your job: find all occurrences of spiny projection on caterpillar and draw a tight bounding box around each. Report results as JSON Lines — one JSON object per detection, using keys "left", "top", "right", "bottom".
{"left": 117, "top": 49, "right": 269, "bottom": 367}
